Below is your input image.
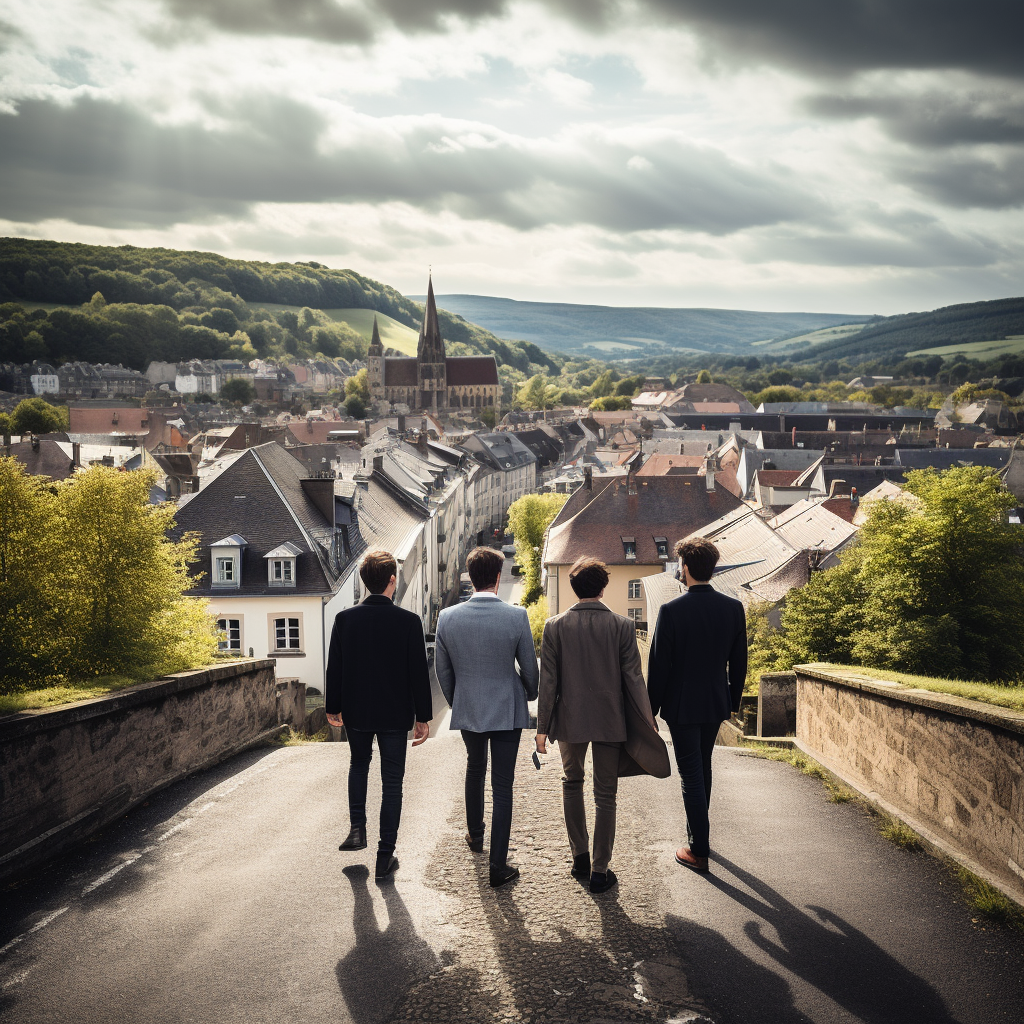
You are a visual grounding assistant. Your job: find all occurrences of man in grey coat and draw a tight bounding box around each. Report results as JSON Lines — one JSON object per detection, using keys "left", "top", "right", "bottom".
{"left": 536, "top": 556, "right": 657, "bottom": 894}
{"left": 435, "top": 546, "right": 539, "bottom": 888}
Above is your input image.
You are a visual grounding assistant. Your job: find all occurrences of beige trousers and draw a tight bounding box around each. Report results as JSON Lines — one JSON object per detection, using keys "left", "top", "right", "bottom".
{"left": 557, "top": 740, "right": 621, "bottom": 874}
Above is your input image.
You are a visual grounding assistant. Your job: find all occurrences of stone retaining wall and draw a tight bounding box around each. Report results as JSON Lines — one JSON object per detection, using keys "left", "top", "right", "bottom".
{"left": 0, "top": 660, "right": 302, "bottom": 881}
{"left": 795, "top": 663, "right": 1024, "bottom": 902}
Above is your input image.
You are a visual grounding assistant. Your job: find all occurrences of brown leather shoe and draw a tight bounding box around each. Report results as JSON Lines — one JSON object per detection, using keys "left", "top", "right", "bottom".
{"left": 675, "top": 846, "right": 709, "bottom": 872}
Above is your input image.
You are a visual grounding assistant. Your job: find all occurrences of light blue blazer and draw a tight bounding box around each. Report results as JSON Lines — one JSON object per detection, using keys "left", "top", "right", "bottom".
{"left": 434, "top": 593, "right": 539, "bottom": 732}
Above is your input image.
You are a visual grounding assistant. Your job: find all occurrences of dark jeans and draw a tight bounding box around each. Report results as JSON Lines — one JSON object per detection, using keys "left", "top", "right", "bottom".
{"left": 462, "top": 729, "right": 521, "bottom": 870}
{"left": 347, "top": 729, "right": 409, "bottom": 855}
{"left": 669, "top": 722, "right": 720, "bottom": 858}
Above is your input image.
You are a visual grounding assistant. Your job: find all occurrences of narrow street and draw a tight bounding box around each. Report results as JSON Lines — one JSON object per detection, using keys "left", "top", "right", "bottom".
{"left": 3, "top": 710, "right": 1023, "bottom": 1024}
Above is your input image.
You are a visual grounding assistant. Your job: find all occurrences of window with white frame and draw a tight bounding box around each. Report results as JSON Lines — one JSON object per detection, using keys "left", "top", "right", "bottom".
{"left": 273, "top": 616, "right": 301, "bottom": 651}
{"left": 628, "top": 579, "right": 642, "bottom": 600}
{"left": 622, "top": 537, "right": 637, "bottom": 561}
{"left": 216, "top": 617, "right": 242, "bottom": 652}
{"left": 215, "top": 556, "right": 236, "bottom": 584}
{"left": 269, "top": 558, "right": 294, "bottom": 585}
{"left": 627, "top": 607, "right": 644, "bottom": 625}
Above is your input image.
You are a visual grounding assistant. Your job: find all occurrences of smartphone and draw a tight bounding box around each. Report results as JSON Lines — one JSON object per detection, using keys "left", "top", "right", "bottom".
{"left": 532, "top": 750, "right": 542, "bottom": 770}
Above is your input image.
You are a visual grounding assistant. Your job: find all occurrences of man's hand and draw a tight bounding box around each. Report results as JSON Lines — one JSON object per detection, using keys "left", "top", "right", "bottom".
{"left": 535, "top": 733, "right": 547, "bottom": 755}
{"left": 326, "top": 712, "right": 343, "bottom": 728}
{"left": 412, "top": 721, "right": 430, "bottom": 746}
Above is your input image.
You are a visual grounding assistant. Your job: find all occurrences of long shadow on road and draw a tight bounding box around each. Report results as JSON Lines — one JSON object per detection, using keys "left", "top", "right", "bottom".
{"left": 687, "top": 854, "right": 960, "bottom": 1024}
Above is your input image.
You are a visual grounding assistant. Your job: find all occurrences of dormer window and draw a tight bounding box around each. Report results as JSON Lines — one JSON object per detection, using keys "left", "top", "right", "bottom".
{"left": 210, "top": 534, "right": 247, "bottom": 589}
{"left": 265, "top": 542, "right": 302, "bottom": 587}
{"left": 622, "top": 536, "right": 637, "bottom": 561}
{"left": 654, "top": 537, "right": 669, "bottom": 560}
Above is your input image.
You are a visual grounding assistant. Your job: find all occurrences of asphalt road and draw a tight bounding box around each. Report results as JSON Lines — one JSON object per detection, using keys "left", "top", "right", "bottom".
{"left": 2, "top": 725, "right": 1023, "bottom": 1023}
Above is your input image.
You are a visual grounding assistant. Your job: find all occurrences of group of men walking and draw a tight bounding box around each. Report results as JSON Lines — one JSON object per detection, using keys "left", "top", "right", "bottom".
{"left": 325, "top": 539, "right": 747, "bottom": 892}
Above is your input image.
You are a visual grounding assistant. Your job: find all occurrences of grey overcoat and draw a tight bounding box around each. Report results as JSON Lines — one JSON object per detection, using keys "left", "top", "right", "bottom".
{"left": 537, "top": 601, "right": 669, "bottom": 778}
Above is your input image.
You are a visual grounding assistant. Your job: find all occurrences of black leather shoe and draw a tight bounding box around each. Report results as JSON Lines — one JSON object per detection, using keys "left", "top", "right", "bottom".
{"left": 339, "top": 827, "right": 367, "bottom": 851}
{"left": 570, "top": 853, "right": 591, "bottom": 881}
{"left": 465, "top": 833, "right": 484, "bottom": 853}
{"left": 589, "top": 869, "right": 618, "bottom": 894}
{"left": 375, "top": 853, "right": 399, "bottom": 880}
{"left": 489, "top": 864, "right": 520, "bottom": 888}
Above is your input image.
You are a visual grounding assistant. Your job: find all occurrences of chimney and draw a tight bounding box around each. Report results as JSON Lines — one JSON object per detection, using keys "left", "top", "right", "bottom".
{"left": 704, "top": 452, "right": 718, "bottom": 491}
{"left": 792, "top": 425, "right": 797, "bottom": 447}
{"left": 417, "top": 431, "right": 428, "bottom": 454}
{"left": 850, "top": 486, "right": 859, "bottom": 506}
{"left": 301, "top": 477, "right": 335, "bottom": 527}
{"left": 31, "top": 435, "right": 40, "bottom": 452}
{"left": 397, "top": 413, "right": 406, "bottom": 433}
{"left": 583, "top": 465, "right": 593, "bottom": 490}
{"left": 72, "top": 441, "right": 81, "bottom": 468}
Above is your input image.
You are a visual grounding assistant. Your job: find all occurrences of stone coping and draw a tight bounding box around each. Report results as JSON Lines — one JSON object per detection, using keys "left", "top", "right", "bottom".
{"left": 0, "top": 660, "right": 276, "bottom": 741}
{"left": 795, "top": 663, "right": 1024, "bottom": 738}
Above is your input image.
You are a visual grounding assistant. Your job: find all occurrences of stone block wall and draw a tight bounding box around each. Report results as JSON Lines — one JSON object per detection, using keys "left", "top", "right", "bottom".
{"left": 795, "top": 664, "right": 1024, "bottom": 901}
{"left": 0, "top": 660, "right": 298, "bottom": 881}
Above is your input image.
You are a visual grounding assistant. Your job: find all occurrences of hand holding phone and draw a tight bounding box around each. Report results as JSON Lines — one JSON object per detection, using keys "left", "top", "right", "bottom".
{"left": 532, "top": 750, "right": 542, "bottom": 770}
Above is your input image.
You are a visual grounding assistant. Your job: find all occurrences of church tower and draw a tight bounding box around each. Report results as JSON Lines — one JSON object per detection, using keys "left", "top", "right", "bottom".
{"left": 417, "top": 276, "right": 447, "bottom": 413}
{"left": 367, "top": 313, "right": 384, "bottom": 403}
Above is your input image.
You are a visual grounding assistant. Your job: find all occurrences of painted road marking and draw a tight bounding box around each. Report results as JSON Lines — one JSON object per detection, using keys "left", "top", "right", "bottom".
{"left": 0, "top": 908, "right": 69, "bottom": 958}
{"left": 81, "top": 848, "right": 153, "bottom": 895}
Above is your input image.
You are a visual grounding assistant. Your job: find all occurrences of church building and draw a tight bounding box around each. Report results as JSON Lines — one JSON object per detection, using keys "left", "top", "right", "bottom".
{"left": 367, "top": 276, "right": 501, "bottom": 415}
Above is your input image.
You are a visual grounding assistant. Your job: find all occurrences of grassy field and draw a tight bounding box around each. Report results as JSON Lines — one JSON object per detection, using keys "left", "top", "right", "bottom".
{"left": 907, "top": 335, "right": 1024, "bottom": 358}
{"left": 753, "top": 323, "right": 866, "bottom": 353}
{"left": 244, "top": 303, "right": 420, "bottom": 355}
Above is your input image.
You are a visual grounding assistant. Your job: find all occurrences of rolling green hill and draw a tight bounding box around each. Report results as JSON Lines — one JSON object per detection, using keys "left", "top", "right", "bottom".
{"left": 0, "top": 238, "right": 565, "bottom": 378}
{"left": 908, "top": 335, "right": 1024, "bottom": 359}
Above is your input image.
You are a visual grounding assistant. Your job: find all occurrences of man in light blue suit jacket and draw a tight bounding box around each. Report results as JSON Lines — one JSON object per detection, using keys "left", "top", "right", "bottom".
{"left": 435, "top": 546, "right": 539, "bottom": 888}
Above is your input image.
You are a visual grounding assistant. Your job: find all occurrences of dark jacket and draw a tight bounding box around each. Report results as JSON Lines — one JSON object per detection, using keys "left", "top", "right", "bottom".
{"left": 325, "top": 595, "right": 433, "bottom": 732}
{"left": 646, "top": 584, "right": 747, "bottom": 726}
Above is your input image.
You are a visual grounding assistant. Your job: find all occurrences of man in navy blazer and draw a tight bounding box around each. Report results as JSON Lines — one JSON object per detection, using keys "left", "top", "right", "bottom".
{"left": 326, "top": 549, "right": 433, "bottom": 880}
{"left": 435, "top": 546, "right": 538, "bottom": 888}
{"left": 647, "top": 536, "right": 747, "bottom": 873}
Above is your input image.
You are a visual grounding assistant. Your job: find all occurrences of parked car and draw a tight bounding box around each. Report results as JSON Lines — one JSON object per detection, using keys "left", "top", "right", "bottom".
{"left": 501, "top": 544, "right": 516, "bottom": 558}
{"left": 510, "top": 564, "right": 522, "bottom": 577}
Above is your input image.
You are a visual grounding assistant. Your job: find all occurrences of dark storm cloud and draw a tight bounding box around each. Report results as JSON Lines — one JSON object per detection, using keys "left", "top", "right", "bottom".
{"left": 900, "top": 152, "right": 1024, "bottom": 209}
{"left": 160, "top": 0, "right": 1024, "bottom": 78}
{"left": 805, "top": 90, "right": 1024, "bottom": 148}
{"left": 0, "top": 95, "right": 815, "bottom": 232}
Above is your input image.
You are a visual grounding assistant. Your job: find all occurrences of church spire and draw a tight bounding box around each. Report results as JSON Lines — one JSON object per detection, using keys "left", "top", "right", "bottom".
{"left": 368, "top": 313, "right": 383, "bottom": 356}
{"left": 417, "top": 274, "right": 445, "bottom": 363}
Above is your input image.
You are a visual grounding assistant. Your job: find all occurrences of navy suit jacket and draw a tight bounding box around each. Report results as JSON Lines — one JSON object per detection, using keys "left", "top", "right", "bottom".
{"left": 325, "top": 595, "right": 432, "bottom": 732}
{"left": 646, "top": 584, "right": 747, "bottom": 726}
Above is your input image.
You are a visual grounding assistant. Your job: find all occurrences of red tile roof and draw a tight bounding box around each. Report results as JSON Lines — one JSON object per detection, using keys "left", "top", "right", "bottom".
{"left": 636, "top": 454, "right": 704, "bottom": 476}
{"left": 756, "top": 469, "right": 803, "bottom": 487}
{"left": 69, "top": 407, "right": 150, "bottom": 434}
{"left": 384, "top": 357, "right": 418, "bottom": 386}
{"left": 446, "top": 356, "right": 499, "bottom": 386}
{"left": 545, "top": 475, "right": 744, "bottom": 566}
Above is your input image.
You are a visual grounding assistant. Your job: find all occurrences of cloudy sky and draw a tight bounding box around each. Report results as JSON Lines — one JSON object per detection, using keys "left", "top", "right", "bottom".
{"left": 1, "top": 1, "right": 1022, "bottom": 313}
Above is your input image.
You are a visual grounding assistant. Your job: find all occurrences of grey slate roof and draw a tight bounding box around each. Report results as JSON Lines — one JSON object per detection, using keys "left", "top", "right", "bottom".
{"left": 172, "top": 442, "right": 353, "bottom": 596}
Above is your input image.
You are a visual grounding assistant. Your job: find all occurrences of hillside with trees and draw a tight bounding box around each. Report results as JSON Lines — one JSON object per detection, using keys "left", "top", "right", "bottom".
{"left": 0, "top": 238, "right": 581, "bottom": 396}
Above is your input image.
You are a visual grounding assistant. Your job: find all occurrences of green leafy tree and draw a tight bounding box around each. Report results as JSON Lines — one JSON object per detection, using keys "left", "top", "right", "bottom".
{"left": 779, "top": 468, "right": 1024, "bottom": 680}
{"left": 11, "top": 397, "right": 68, "bottom": 435}
{"left": 506, "top": 493, "right": 569, "bottom": 605}
{"left": 220, "top": 378, "right": 256, "bottom": 404}
{"left": 55, "top": 466, "right": 217, "bottom": 680}
{"left": 696, "top": 369, "right": 712, "bottom": 383}
{"left": 345, "top": 367, "right": 370, "bottom": 406}
{"left": 589, "top": 395, "right": 631, "bottom": 411}
{"left": 344, "top": 394, "right": 366, "bottom": 418}
{"left": 518, "top": 374, "right": 560, "bottom": 412}
{"left": 0, "top": 413, "right": 11, "bottom": 435}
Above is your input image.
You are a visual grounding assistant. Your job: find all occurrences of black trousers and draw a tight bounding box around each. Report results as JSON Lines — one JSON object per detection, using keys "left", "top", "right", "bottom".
{"left": 347, "top": 729, "right": 408, "bottom": 854}
{"left": 462, "top": 729, "right": 521, "bottom": 870}
{"left": 668, "top": 722, "right": 720, "bottom": 858}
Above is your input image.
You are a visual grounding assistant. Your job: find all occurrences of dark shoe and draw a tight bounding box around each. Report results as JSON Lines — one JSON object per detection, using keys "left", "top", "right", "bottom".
{"left": 589, "top": 869, "right": 618, "bottom": 894}
{"left": 375, "top": 853, "right": 399, "bottom": 880}
{"left": 339, "top": 826, "right": 367, "bottom": 851}
{"left": 465, "top": 833, "right": 484, "bottom": 853}
{"left": 489, "top": 863, "right": 520, "bottom": 888}
{"left": 675, "top": 847, "right": 709, "bottom": 873}
{"left": 570, "top": 853, "right": 591, "bottom": 881}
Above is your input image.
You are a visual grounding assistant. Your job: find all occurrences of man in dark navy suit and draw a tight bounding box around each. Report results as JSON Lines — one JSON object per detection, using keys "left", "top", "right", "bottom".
{"left": 326, "top": 549, "right": 433, "bottom": 880}
{"left": 647, "top": 537, "right": 747, "bottom": 873}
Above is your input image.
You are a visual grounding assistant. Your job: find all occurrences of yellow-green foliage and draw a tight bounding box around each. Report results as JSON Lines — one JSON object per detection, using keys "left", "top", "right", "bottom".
{"left": 506, "top": 492, "right": 569, "bottom": 605}
{"left": 526, "top": 595, "right": 549, "bottom": 649}
{"left": 0, "top": 458, "right": 218, "bottom": 695}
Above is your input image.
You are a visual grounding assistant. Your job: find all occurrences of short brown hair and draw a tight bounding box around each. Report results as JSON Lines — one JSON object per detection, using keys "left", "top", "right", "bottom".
{"left": 360, "top": 548, "right": 397, "bottom": 594}
{"left": 467, "top": 546, "right": 503, "bottom": 590}
{"left": 569, "top": 556, "right": 610, "bottom": 599}
{"left": 675, "top": 537, "right": 719, "bottom": 582}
